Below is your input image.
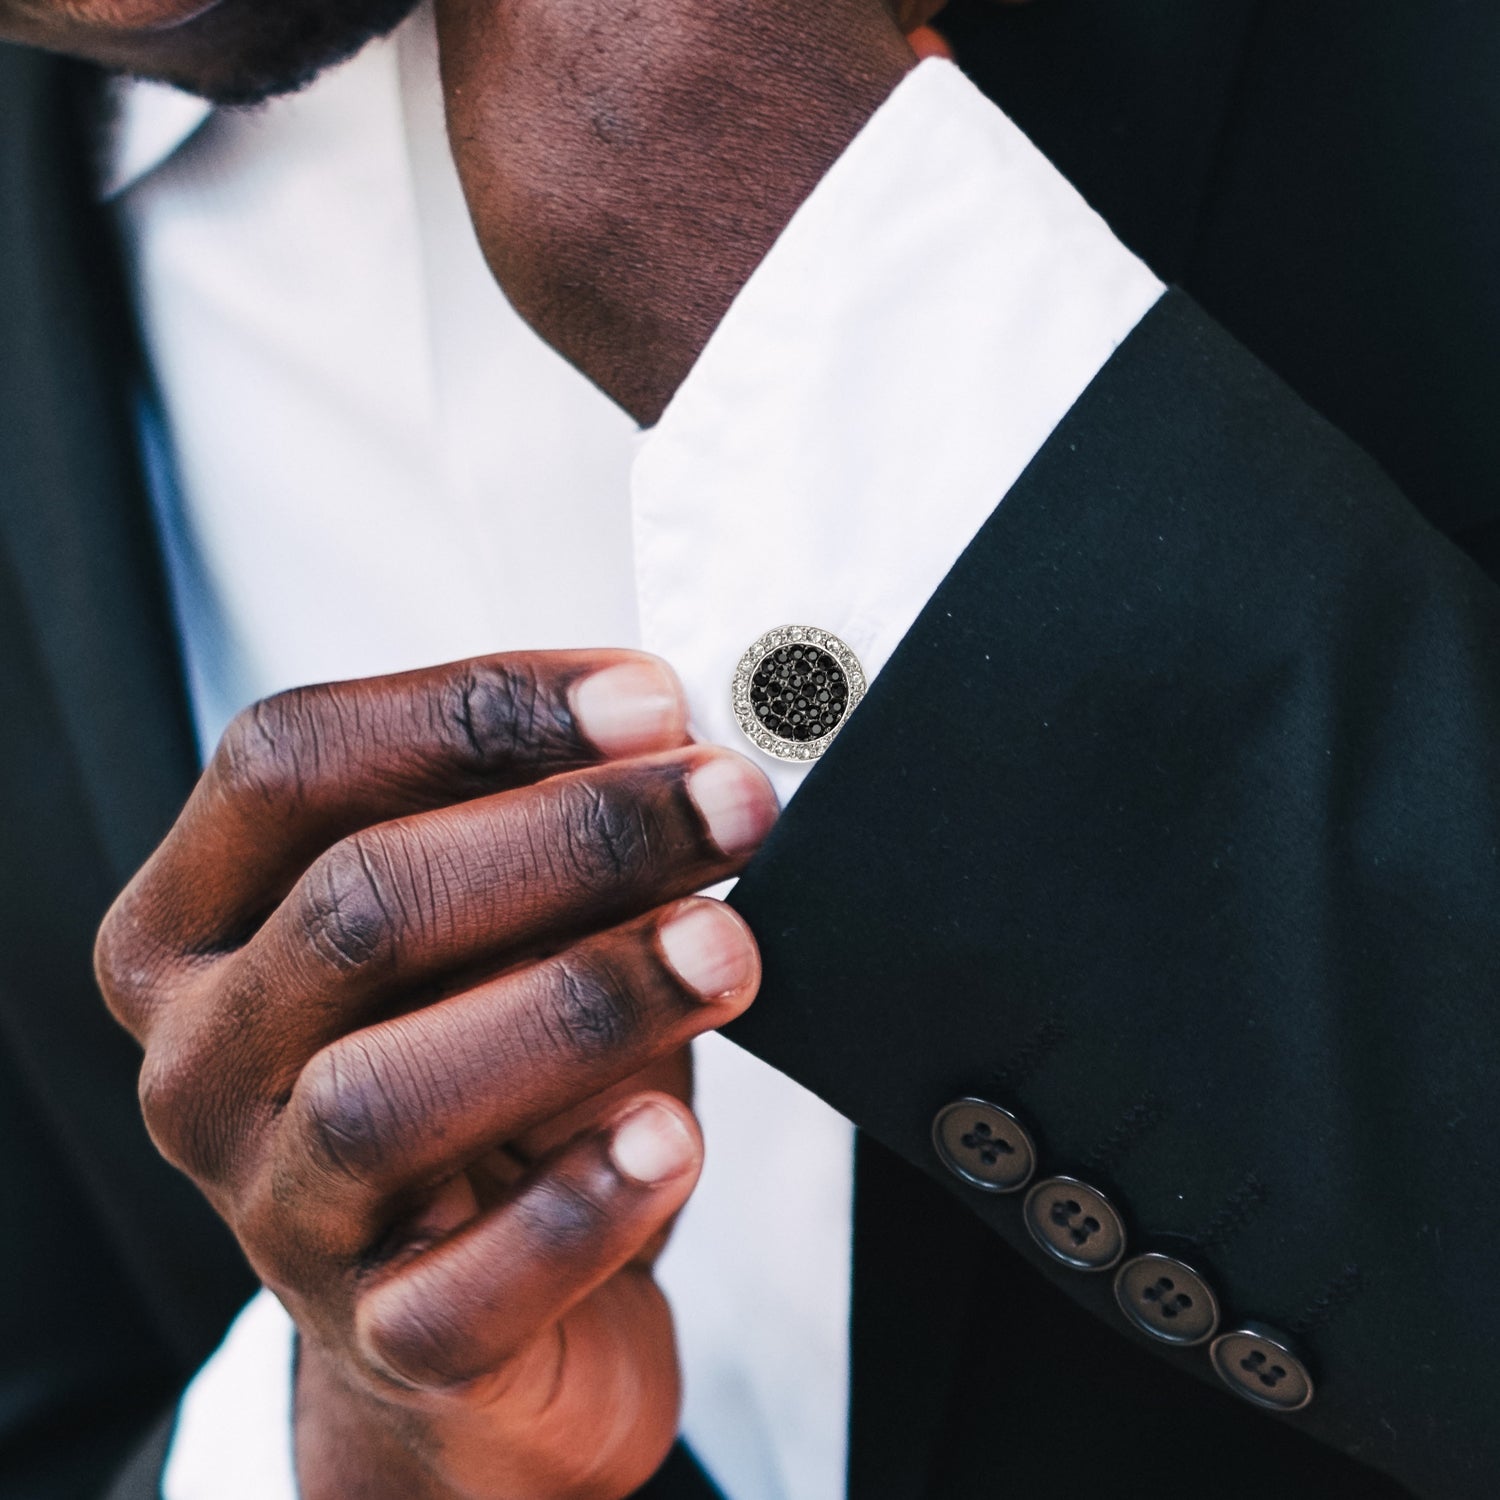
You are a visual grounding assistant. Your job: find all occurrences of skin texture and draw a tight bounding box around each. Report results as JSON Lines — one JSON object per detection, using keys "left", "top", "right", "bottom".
{"left": 437, "top": 0, "right": 921, "bottom": 424}
{"left": 60, "top": 1, "right": 1034, "bottom": 1492}
{"left": 0, "top": 0, "right": 987, "bottom": 104}
{"left": 436, "top": 0, "right": 1047, "bottom": 421}
{"left": 96, "top": 650, "right": 780, "bottom": 1500}
{"left": 0, "top": 0, "right": 419, "bottom": 102}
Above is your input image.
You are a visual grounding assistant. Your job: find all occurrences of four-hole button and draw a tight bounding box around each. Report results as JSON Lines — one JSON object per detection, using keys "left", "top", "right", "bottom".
{"left": 1023, "top": 1176, "right": 1127, "bottom": 1272}
{"left": 931, "top": 1100, "right": 1318, "bottom": 1411}
{"left": 1113, "top": 1252, "right": 1221, "bottom": 1347}
{"left": 1210, "top": 1324, "right": 1315, "bottom": 1412}
{"left": 931, "top": 1099, "right": 1037, "bottom": 1194}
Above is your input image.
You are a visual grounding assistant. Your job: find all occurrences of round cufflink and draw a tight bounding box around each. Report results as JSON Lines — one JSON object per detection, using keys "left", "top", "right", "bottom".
{"left": 731, "top": 626, "right": 866, "bottom": 762}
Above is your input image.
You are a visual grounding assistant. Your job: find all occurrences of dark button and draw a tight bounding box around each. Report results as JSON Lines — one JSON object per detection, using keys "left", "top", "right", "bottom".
{"left": 1023, "top": 1176, "right": 1127, "bottom": 1271}
{"left": 931, "top": 1098, "right": 1036, "bottom": 1194}
{"left": 1113, "top": 1253, "right": 1221, "bottom": 1346}
{"left": 1210, "top": 1324, "right": 1315, "bottom": 1413}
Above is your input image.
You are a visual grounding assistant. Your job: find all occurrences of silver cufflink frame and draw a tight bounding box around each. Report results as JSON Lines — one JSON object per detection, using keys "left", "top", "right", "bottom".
{"left": 731, "top": 625, "right": 867, "bottom": 763}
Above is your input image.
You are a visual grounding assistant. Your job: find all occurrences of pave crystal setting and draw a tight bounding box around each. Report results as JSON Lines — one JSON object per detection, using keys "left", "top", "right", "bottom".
{"left": 731, "top": 626, "right": 866, "bottom": 762}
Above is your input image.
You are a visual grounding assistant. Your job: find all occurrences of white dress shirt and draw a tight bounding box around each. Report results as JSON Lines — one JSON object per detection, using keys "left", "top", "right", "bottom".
{"left": 106, "top": 11, "right": 1161, "bottom": 1497}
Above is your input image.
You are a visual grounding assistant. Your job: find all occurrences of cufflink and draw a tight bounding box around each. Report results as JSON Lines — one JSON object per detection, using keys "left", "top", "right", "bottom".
{"left": 731, "top": 626, "right": 866, "bottom": 762}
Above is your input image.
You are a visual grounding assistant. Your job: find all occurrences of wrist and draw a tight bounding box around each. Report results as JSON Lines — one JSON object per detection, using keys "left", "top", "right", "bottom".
{"left": 296, "top": 1337, "right": 451, "bottom": 1500}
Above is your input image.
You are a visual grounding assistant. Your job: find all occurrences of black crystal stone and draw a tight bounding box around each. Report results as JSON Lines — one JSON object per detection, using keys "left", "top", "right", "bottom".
{"left": 749, "top": 643, "right": 848, "bottom": 742}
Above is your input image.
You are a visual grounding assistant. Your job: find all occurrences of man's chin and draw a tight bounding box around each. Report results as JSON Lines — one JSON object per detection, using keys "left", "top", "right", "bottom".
{"left": 117, "top": 0, "right": 421, "bottom": 106}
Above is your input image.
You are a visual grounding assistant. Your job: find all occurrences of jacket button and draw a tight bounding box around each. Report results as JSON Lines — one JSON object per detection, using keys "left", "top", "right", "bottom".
{"left": 1210, "top": 1324, "right": 1315, "bottom": 1412}
{"left": 1023, "top": 1176, "right": 1127, "bottom": 1271}
{"left": 931, "top": 1098, "right": 1036, "bottom": 1193}
{"left": 1113, "top": 1253, "right": 1221, "bottom": 1346}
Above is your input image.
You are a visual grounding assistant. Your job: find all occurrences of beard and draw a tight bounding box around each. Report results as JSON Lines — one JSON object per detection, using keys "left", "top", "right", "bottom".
{"left": 125, "top": 0, "right": 422, "bottom": 105}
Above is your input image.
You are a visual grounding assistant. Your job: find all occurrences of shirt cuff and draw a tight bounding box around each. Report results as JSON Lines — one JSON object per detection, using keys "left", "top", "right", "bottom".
{"left": 632, "top": 58, "right": 1164, "bottom": 796}
{"left": 163, "top": 1289, "right": 299, "bottom": 1500}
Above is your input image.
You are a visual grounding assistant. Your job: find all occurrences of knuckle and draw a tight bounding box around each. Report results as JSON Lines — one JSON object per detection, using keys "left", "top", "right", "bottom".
{"left": 233, "top": 1160, "right": 322, "bottom": 1270}
{"left": 211, "top": 684, "right": 366, "bottom": 809}
{"left": 93, "top": 891, "right": 161, "bottom": 1031}
{"left": 231, "top": 1173, "right": 279, "bottom": 1259}
{"left": 518, "top": 1170, "right": 615, "bottom": 1263}
{"left": 291, "top": 1039, "right": 396, "bottom": 1186}
{"left": 551, "top": 778, "right": 657, "bottom": 891}
{"left": 363, "top": 1292, "right": 480, "bottom": 1390}
{"left": 441, "top": 659, "right": 570, "bottom": 771}
{"left": 210, "top": 693, "right": 304, "bottom": 805}
{"left": 92, "top": 898, "right": 127, "bottom": 1003}
{"left": 137, "top": 1040, "right": 230, "bottom": 1179}
{"left": 136, "top": 1047, "right": 186, "bottom": 1160}
{"left": 539, "top": 950, "right": 641, "bottom": 1060}
{"left": 297, "top": 833, "right": 402, "bottom": 975}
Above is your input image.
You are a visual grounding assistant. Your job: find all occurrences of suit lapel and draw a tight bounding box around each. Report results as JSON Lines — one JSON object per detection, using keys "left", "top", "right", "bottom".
{"left": 0, "top": 46, "right": 253, "bottom": 1364}
{"left": 0, "top": 47, "right": 199, "bottom": 884}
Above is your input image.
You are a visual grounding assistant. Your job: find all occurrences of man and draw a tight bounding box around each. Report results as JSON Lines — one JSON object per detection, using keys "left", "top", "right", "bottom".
{"left": 0, "top": 0, "right": 1496, "bottom": 1496}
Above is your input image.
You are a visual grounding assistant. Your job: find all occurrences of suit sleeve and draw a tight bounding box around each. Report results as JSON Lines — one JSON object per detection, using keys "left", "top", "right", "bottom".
{"left": 725, "top": 280, "right": 1500, "bottom": 1495}
{"left": 621, "top": 52, "right": 1494, "bottom": 1494}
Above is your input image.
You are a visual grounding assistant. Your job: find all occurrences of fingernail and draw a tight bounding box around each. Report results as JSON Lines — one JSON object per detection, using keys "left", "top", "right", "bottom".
{"left": 571, "top": 660, "right": 686, "bottom": 757}
{"left": 659, "top": 902, "right": 757, "bottom": 1000}
{"left": 687, "top": 755, "right": 779, "bottom": 858}
{"left": 610, "top": 1103, "right": 698, "bottom": 1185}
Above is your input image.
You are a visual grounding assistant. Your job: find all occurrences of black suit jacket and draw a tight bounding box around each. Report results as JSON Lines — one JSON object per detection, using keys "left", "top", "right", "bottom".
{"left": 2, "top": 2, "right": 1497, "bottom": 1496}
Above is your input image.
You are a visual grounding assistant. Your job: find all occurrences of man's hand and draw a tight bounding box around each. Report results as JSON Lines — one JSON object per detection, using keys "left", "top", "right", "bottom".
{"left": 437, "top": 0, "right": 919, "bottom": 423}
{"left": 95, "top": 650, "right": 778, "bottom": 1500}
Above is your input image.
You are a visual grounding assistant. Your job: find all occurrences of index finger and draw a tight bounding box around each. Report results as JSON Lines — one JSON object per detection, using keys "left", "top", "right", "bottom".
{"left": 102, "top": 650, "right": 687, "bottom": 967}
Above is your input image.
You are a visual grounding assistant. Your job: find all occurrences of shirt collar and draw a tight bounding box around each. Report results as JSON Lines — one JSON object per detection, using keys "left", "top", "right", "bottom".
{"left": 100, "top": 75, "right": 213, "bottom": 201}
